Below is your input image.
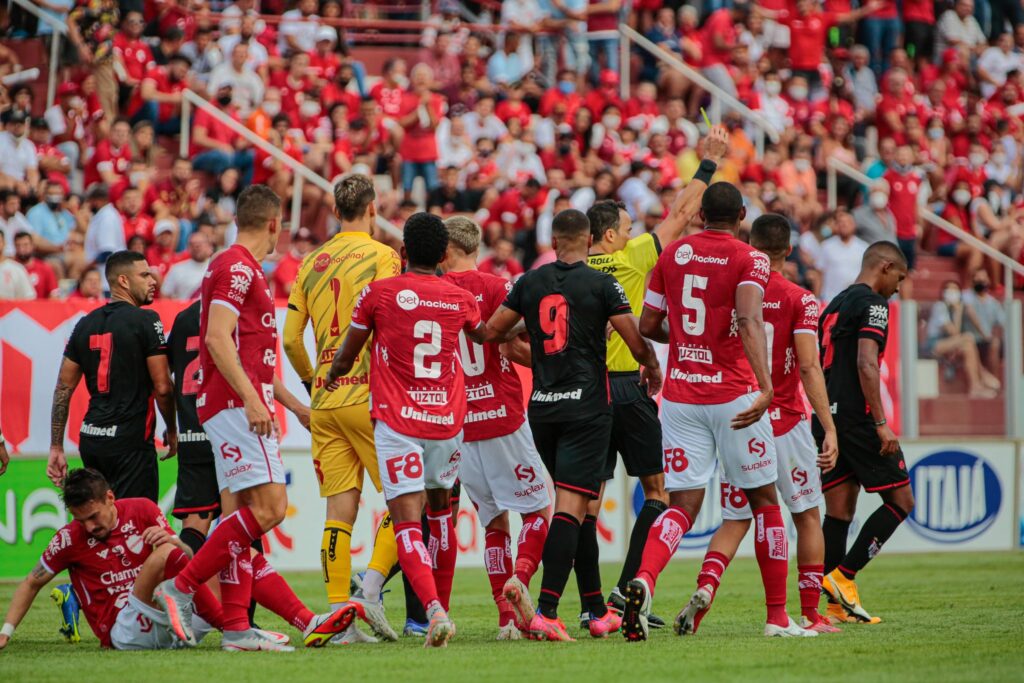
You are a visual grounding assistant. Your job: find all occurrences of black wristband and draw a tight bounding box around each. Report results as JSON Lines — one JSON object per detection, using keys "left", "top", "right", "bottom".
{"left": 694, "top": 159, "right": 717, "bottom": 185}
{"left": 302, "top": 381, "right": 312, "bottom": 396}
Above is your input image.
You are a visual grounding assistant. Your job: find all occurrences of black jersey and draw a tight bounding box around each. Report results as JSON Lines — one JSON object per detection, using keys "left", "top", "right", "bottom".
{"left": 503, "top": 259, "right": 632, "bottom": 422}
{"left": 63, "top": 301, "right": 167, "bottom": 448}
{"left": 818, "top": 283, "right": 890, "bottom": 421}
{"left": 167, "top": 300, "right": 212, "bottom": 461}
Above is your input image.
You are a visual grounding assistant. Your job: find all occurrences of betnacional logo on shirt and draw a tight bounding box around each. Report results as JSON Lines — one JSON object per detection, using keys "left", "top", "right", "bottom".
{"left": 313, "top": 252, "right": 331, "bottom": 273}
{"left": 395, "top": 289, "right": 460, "bottom": 312}
{"left": 674, "top": 243, "right": 729, "bottom": 266}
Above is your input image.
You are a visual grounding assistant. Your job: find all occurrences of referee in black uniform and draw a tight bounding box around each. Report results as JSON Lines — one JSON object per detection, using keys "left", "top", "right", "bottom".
{"left": 48, "top": 251, "right": 177, "bottom": 501}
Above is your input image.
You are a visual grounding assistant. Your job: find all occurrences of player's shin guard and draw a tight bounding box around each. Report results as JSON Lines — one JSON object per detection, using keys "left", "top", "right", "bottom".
{"left": 164, "top": 547, "right": 224, "bottom": 629}
{"left": 514, "top": 512, "right": 548, "bottom": 586}
{"left": 220, "top": 553, "right": 255, "bottom": 632}
{"left": 838, "top": 504, "right": 907, "bottom": 578}
{"left": 797, "top": 564, "right": 825, "bottom": 622}
{"left": 251, "top": 553, "right": 316, "bottom": 631}
{"left": 426, "top": 507, "right": 457, "bottom": 611}
{"left": 321, "top": 521, "right": 353, "bottom": 605}
{"left": 367, "top": 513, "right": 399, "bottom": 582}
{"left": 822, "top": 516, "right": 851, "bottom": 575}
{"left": 618, "top": 499, "right": 667, "bottom": 591}
{"left": 753, "top": 505, "right": 789, "bottom": 627}
{"left": 575, "top": 515, "right": 607, "bottom": 618}
{"left": 179, "top": 527, "right": 207, "bottom": 556}
{"left": 394, "top": 521, "right": 442, "bottom": 612}
{"left": 484, "top": 529, "right": 515, "bottom": 624}
{"left": 635, "top": 506, "right": 692, "bottom": 593}
{"left": 174, "top": 507, "right": 260, "bottom": 594}
{"left": 537, "top": 513, "right": 581, "bottom": 619}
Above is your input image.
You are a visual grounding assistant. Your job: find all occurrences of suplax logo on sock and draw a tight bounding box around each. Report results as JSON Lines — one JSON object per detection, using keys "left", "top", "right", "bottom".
{"left": 907, "top": 450, "right": 1001, "bottom": 543}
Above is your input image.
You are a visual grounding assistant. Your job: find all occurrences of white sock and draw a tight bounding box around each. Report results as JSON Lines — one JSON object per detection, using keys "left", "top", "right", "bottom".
{"left": 361, "top": 569, "right": 387, "bottom": 602}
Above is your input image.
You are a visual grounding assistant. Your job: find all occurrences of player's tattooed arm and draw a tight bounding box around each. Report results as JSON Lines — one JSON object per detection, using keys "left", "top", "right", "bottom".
{"left": 0, "top": 563, "right": 56, "bottom": 647}
{"left": 48, "top": 359, "right": 83, "bottom": 486}
{"left": 326, "top": 325, "right": 372, "bottom": 389}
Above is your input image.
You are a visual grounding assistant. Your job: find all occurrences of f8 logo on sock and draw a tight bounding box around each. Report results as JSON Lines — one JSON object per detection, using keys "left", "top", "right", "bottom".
{"left": 663, "top": 448, "right": 689, "bottom": 474}
{"left": 385, "top": 452, "right": 423, "bottom": 484}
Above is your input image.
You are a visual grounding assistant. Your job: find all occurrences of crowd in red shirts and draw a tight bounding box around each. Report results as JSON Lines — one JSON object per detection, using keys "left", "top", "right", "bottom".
{"left": 0, "top": 0, "right": 1022, "bottom": 309}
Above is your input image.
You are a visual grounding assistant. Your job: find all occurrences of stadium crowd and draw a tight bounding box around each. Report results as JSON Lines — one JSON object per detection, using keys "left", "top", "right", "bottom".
{"left": 0, "top": 0, "right": 1021, "bottom": 317}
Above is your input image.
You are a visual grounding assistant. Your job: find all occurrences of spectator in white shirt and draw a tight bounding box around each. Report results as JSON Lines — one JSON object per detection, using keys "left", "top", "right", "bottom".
{"left": 977, "top": 32, "right": 1023, "bottom": 97}
{"left": 462, "top": 95, "right": 508, "bottom": 143}
{"left": 181, "top": 25, "right": 224, "bottom": 87}
{"left": 816, "top": 210, "right": 869, "bottom": 302}
{"left": 279, "top": 0, "right": 321, "bottom": 55}
{"left": 0, "top": 110, "right": 40, "bottom": 198}
{"left": 161, "top": 232, "right": 213, "bottom": 299}
{"left": 0, "top": 231, "right": 36, "bottom": 299}
{"left": 0, "top": 190, "right": 33, "bottom": 257}
{"left": 936, "top": 0, "right": 988, "bottom": 58}
{"left": 500, "top": 0, "right": 545, "bottom": 59}
{"left": 220, "top": 15, "right": 270, "bottom": 74}
{"left": 209, "top": 42, "right": 265, "bottom": 114}
{"left": 83, "top": 184, "right": 127, "bottom": 289}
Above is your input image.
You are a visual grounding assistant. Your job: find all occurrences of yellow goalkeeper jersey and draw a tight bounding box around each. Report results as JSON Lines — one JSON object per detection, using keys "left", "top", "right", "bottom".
{"left": 284, "top": 231, "right": 401, "bottom": 409}
{"left": 586, "top": 232, "right": 661, "bottom": 373}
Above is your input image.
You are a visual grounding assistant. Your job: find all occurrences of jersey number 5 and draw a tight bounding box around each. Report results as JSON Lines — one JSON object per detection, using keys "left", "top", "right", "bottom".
{"left": 681, "top": 274, "right": 708, "bottom": 336}
{"left": 539, "top": 294, "right": 568, "bottom": 354}
{"left": 89, "top": 333, "right": 113, "bottom": 394}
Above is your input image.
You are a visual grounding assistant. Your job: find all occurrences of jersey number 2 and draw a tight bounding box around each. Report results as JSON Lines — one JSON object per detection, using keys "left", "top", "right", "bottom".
{"left": 413, "top": 320, "right": 442, "bottom": 379}
{"left": 89, "top": 333, "right": 113, "bottom": 394}
{"left": 539, "top": 294, "right": 568, "bottom": 354}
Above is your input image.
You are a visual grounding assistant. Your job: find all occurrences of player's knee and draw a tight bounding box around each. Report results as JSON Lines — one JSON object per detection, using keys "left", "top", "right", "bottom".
{"left": 885, "top": 488, "right": 915, "bottom": 517}
{"left": 251, "top": 497, "right": 288, "bottom": 530}
{"left": 639, "top": 474, "right": 668, "bottom": 503}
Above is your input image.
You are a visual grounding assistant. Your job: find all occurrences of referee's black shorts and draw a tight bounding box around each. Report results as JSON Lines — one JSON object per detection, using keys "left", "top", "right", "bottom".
{"left": 530, "top": 411, "right": 612, "bottom": 499}
{"left": 80, "top": 439, "right": 159, "bottom": 502}
{"left": 812, "top": 415, "right": 910, "bottom": 494}
{"left": 172, "top": 447, "right": 221, "bottom": 520}
{"left": 601, "top": 371, "right": 663, "bottom": 481}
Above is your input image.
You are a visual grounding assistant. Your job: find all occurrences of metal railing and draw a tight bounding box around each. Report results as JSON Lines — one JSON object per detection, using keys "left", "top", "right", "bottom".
{"left": 618, "top": 24, "right": 781, "bottom": 157}
{"left": 826, "top": 156, "right": 1024, "bottom": 438}
{"left": 7, "top": 0, "right": 67, "bottom": 108}
{"left": 179, "top": 90, "right": 402, "bottom": 239}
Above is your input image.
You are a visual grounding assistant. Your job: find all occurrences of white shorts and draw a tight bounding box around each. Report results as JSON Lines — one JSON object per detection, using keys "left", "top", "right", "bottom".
{"left": 374, "top": 420, "right": 462, "bottom": 501}
{"left": 459, "top": 423, "right": 552, "bottom": 527}
{"left": 203, "top": 408, "right": 285, "bottom": 494}
{"left": 110, "top": 593, "right": 213, "bottom": 650}
{"left": 721, "top": 418, "right": 823, "bottom": 521}
{"left": 661, "top": 394, "right": 777, "bottom": 492}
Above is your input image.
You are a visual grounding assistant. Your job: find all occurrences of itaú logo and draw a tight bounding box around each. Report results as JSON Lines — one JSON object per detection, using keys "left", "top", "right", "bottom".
{"left": 908, "top": 450, "right": 1001, "bottom": 543}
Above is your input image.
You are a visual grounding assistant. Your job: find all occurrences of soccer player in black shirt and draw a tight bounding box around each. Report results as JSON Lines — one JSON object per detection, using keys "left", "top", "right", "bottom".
{"left": 484, "top": 209, "right": 662, "bottom": 641}
{"left": 811, "top": 241, "right": 912, "bottom": 625}
{"left": 167, "top": 299, "right": 220, "bottom": 553}
{"left": 48, "top": 251, "right": 177, "bottom": 501}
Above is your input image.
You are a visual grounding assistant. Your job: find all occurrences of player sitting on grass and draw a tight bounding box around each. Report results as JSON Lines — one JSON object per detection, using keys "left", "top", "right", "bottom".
{"left": 674, "top": 213, "right": 841, "bottom": 637}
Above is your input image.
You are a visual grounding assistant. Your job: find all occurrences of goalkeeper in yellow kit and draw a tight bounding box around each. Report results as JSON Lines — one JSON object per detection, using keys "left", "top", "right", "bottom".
{"left": 284, "top": 174, "right": 401, "bottom": 643}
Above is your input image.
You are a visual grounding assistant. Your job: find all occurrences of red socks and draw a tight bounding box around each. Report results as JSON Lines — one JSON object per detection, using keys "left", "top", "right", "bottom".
{"left": 514, "top": 512, "right": 548, "bottom": 585}
{"left": 753, "top": 505, "right": 789, "bottom": 627}
{"left": 250, "top": 553, "right": 315, "bottom": 631}
{"left": 426, "top": 506, "right": 457, "bottom": 611}
{"left": 163, "top": 547, "right": 223, "bottom": 630}
{"left": 484, "top": 529, "right": 515, "bottom": 625}
{"left": 636, "top": 506, "right": 692, "bottom": 593}
{"left": 696, "top": 550, "right": 730, "bottom": 596}
{"left": 797, "top": 564, "right": 824, "bottom": 622}
{"left": 395, "top": 521, "right": 441, "bottom": 612}
{"left": 219, "top": 553, "right": 254, "bottom": 632}
{"left": 174, "top": 507, "right": 260, "bottom": 594}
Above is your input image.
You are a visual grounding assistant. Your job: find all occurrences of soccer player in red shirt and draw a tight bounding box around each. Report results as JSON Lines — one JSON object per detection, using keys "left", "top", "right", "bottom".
{"left": 154, "top": 186, "right": 356, "bottom": 651}
{"left": 440, "top": 216, "right": 551, "bottom": 640}
{"left": 325, "top": 213, "right": 492, "bottom": 647}
{"left": 623, "top": 183, "right": 800, "bottom": 641}
{"left": 676, "top": 215, "right": 840, "bottom": 637}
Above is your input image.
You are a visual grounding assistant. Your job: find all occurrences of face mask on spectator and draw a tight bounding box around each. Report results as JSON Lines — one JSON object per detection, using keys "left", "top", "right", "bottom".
{"left": 603, "top": 114, "right": 621, "bottom": 130}
{"left": 300, "top": 101, "right": 321, "bottom": 118}
{"left": 130, "top": 171, "right": 147, "bottom": 187}
{"left": 974, "top": 281, "right": 989, "bottom": 294}
{"left": 639, "top": 170, "right": 653, "bottom": 184}
{"left": 928, "top": 127, "right": 944, "bottom": 140}
{"left": 943, "top": 288, "right": 961, "bottom": 306}
{"left": 969, "top": 152, "right": 986, "bottom": 168}
{"left": 820, "top": 225, "right": 833, "bottom": 238}
{"left": 893, "top": 163, "right": 911, "bottom": 173}
{"left": 263, "top": 101, "right": 281, "bottom": 117}
{"left": 69, "top": 96, "right": 85, "bottom": 110}
{"left": 394, "top": 75, "right": 410, "bottom": 90}
{"left": 765, "top": 81, "right": 781, "bottom": 96}
{"left": 988, "top": 191, "right": 1003, "bottom": 210}
{"left": 762, "top": 191, "right": 777, "bottom": 203}
{"left": 788, "top": 86, "right": 808, "bottom": 101}
{"left": 870, "top": 191, "right": 888, "bottom": 209}
{"left": 953, "top": 189, "right": 972, "bottom": 205}
{"left": 45, "top": 194, "right": 63, "bottom": 210}
{"left": 794, "top": 158, "right": 811, "bottom": 172}
{"left": 217, "top": 93, "right": 233, "bottom": 106}
{"left": 558, "top": 80, "right": 575, "bottom": 95}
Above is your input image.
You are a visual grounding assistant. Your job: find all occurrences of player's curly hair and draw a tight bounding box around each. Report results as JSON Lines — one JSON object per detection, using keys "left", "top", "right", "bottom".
{"left": 404, "top": 212, "right": 449, "bottom": 269}
{"left": 444, "top": 216, "right": 481, "bottom": 254}
{"left": 62, "top": 469, "right": 111, "bottom": 508}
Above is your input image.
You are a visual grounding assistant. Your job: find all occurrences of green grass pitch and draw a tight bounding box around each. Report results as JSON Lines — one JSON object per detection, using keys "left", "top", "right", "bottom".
{"left": 1, "top": 552, "right": 1022, "bottom": 683}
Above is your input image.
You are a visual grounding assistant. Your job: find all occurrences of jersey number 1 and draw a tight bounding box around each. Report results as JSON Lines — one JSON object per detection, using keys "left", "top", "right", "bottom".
{"left": 89, "top": 333, "right": 113, "bottom": 394}
{"left": 539, "top": 294, "right": 568, "bottom": 354}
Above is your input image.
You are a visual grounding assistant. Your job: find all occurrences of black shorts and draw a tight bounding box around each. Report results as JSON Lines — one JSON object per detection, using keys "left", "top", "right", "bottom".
{"left": 172, "top": 448, "right": 221, "bottom": 520}
{"left": 813, "top": 416, "right": 910, "bottom": 493}
{"left": 601, "top": 371, "right": 663, "bottom": 481}
{"left": 529, "top": 411, "right": 612, "bottom": 499}
{"left": 79, "top": 442, "right": 159, "bottom": 502}
{"left": 904, "top": 21, "right": 935, "bottom": 61}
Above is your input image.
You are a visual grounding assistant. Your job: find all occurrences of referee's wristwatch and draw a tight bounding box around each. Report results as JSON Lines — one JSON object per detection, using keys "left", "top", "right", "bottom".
{"left": 873, "top": 418, "right": 887, "bottom": 428}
